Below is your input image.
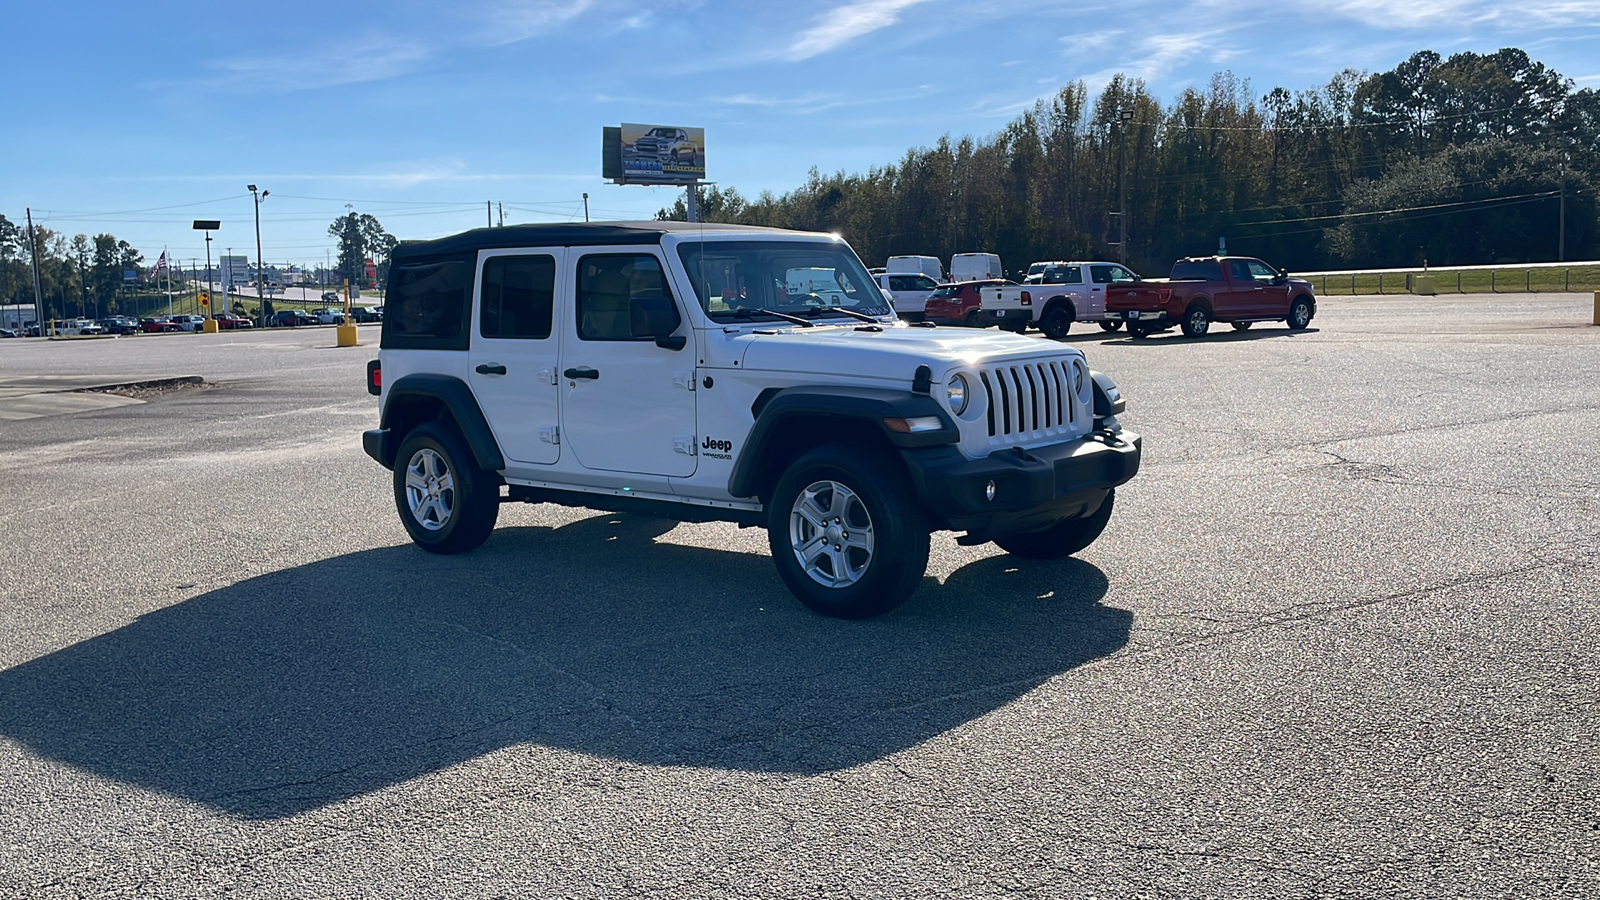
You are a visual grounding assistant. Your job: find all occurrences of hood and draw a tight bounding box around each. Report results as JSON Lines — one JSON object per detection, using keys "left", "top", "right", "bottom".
{"left": 731, "top": 323, "right": 1080, "bottom": 379}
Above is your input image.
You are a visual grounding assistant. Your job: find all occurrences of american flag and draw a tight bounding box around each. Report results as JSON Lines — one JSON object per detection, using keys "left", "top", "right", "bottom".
{"left": 154, "top": 250, "right": 169, "bottom": 272}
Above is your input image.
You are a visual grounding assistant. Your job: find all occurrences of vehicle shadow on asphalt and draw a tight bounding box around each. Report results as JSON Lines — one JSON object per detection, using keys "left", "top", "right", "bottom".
{"left": 1105, "top": 327, "right": 1320, "bottom": 344}
{"left": 0, "top": 514, "right": 1130, "bottom": 820}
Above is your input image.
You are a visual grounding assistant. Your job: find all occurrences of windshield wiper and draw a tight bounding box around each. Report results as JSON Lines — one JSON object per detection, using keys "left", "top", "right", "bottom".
{"left": 806, "top": 306, "right": 880, "bottom": 323}
{"left": 730, "top": 307, "right": 814, "bottom": 327}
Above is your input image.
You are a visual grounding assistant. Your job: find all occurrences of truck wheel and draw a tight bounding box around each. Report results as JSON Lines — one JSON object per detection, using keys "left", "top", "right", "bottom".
{"left": 393, "top": 422, "right": 499, "bottom": 554}
{"left": 1040, "top": 304, "right": 1074, "bottom": 340}
{"left": 1181, "top": 305, "right": 1211, "bottom": 337}
{"left": 1232, "top": 321, "right": 1252, "bottom": 331}
{"left": 768, "top": 444, "right": 929, "bottom": 619}
{"left": 1098, "top": 321, "right": 1123, "bottom": 332}
{"left": 963, "top": 310, "right": 980, "bottom": 328}
{"left": 1287, "top": 296, "right": 1313, "bottom": 330}
{"left": 1127, "top": 323, "right": 1150, "bottom": 339}
{"left": 994, "top": 490, "right": 1115, "bottom": 560}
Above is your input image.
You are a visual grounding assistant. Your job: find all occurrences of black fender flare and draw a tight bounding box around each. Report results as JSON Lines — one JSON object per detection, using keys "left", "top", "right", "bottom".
{"left": 379, "top": 373, "right": 505, "bottom": 472}
{"left": 1040, "top": 295, "right": 1076, "bottom": 319}
{"left": 728, "top": 386, "right": 958, "bottom": 499}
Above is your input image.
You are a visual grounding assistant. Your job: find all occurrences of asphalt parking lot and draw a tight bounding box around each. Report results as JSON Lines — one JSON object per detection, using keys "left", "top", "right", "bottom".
{"left": 0, "top": 295, "right": 1595, "bottom": 898}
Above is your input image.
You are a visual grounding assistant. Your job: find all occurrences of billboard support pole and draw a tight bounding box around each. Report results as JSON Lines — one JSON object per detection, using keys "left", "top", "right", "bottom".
{"left": 686, "top": 183, "right": 699, "bottom": 223}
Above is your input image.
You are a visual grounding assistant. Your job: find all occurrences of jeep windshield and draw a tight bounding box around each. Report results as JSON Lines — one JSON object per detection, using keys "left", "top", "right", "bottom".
{"left": 677, "top": 240, "right": 891, "bottom": 323}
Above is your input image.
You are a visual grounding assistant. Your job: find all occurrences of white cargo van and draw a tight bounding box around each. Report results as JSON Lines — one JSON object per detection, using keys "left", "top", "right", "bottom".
{"left": 950, "top": 253, "right": 1002, "bottom": 282}
{"left": 886, "top": 255, "right": 944, "bottom": 283}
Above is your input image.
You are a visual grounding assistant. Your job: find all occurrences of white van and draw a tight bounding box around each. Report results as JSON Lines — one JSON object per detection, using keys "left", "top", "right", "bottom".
{"left": 950, "top": 253, "right": 1002, "bottom": 282}
{"left": 876, "top": 272, "right": 941, "bottom": 320}
{"left": 885, "top": 255, "right": 944, "bottom": 283}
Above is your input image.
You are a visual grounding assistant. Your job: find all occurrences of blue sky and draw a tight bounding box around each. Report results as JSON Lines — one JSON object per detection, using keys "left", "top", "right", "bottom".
{"left": 5, "top": 0, "right": 1599, "bottom": 270}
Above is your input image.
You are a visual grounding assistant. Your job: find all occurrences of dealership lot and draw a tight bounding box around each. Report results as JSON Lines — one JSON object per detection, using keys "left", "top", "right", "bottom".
{"left": 0, "top": 294, "right": 1595, "bottom": 898}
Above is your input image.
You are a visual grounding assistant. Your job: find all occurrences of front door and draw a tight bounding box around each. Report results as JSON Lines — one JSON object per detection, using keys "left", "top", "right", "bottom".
{"left": 559, "top": 250, "right": 698, "bottom": 478}
{"left": 467, "top": 249, "right": 564, "bottom": 466}
{"left": 1244, "top": 259, "right": 1290, "bottom": 317}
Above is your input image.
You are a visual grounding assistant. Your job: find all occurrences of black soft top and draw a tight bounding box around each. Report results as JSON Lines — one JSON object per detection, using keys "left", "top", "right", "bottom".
{"left": 390, "top": 221, "right": 794, "bottom": 262}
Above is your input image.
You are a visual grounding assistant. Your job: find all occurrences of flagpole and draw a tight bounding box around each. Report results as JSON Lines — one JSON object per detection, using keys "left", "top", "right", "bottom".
{"left": 163, "top": 249, "right": 173, "bottom": 316}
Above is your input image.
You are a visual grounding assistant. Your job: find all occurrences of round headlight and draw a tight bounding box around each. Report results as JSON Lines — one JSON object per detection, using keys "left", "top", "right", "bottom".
{"left": 1073, "top": 362, "right": 1086, "bottom": 394}
{"left": 946, "top": 373, "right": 969, "bottom": 415}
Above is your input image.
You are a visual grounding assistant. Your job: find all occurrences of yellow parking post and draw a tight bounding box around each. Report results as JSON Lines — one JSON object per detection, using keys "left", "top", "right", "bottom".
{"left": 336, "top": 277, "right": 359, "bottom": 346}
{"left": 201, "top": 292, "right": 220, "bottom": 332}
{"left": 1593, "top": 291, "right": 1599, "bottom": 326}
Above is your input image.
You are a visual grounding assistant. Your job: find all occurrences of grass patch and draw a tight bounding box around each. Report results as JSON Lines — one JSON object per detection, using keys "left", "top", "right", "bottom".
{"left": 1308, "top": 265, "right": 1600, "bottom": 296}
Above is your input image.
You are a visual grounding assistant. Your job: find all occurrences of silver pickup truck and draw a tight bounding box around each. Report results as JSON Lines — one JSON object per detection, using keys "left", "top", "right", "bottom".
{"left": 979, "top": 261, "right": 1141, "bottom": 338}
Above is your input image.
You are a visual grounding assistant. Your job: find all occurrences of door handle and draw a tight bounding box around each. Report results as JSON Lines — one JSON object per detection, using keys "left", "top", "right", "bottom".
{"left": 563, "top": 366, "right": 600, "bottom": 380}
{"left": 474, "top": 363, "right": 507, "bottom": 376}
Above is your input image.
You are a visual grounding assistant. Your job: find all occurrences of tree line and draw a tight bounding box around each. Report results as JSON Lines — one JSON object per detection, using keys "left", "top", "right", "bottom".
{"left": 660, "top": 48, "right": 1599, "bottom": 275}
{"left": 0, "top": 210, "right": 401, "bottom": 320}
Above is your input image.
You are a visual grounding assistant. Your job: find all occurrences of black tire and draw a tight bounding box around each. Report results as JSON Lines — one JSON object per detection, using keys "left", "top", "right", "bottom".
{"left": 1287, "top": 296, "right": 1313, "bottom": 331}
{"left": 1232, "top": 321, "right": 1252, "bottom": 331}
{"left": 1128, "top": 322, "right": 1151, "bottom": 339}
{"left": 1181, "top": 304, "right": 1211, "bottom": 337}
{"left": 1098, "top": 320, "right": 1123, "bottom": 332}
{"left": 767, "top": 443, "right": 930, "bottom": 619}
{"left": 964, "top": 309, "right": 980, "bottom": 328}
{"left": 393, "top": 421, "right": 499, "bottom": 554}
{"left": 1040, "top": 303, "right": 1074, "bottom": 340}
{"left": 994, "top": 490, "right": 1116, "bottom": 560}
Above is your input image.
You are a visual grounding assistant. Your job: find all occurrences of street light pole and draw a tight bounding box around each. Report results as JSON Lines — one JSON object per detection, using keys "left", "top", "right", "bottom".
{"left": 248, "top": 184, "right": 269, "bottom": 325}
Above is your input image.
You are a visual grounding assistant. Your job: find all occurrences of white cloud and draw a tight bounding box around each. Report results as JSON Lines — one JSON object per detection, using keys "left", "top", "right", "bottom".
{"left": 789, "top": 0, "right": 933, "bottom": 60}
{"left": 208, "top": 34, "right": 432, "bottom": 91}
{"left": 471, "top": 0, "right": 598, "bottom": 46}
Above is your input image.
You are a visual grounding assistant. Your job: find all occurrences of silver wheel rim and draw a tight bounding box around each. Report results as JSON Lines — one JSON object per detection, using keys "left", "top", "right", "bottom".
{"left": 1190, "top": 310, "right": 1208, "bottom": 333}
{"left": 404, "top": 448, "right": 455, "bottom": 532}
{"left": 1292, "top": 303, "right": 1309, "bottom": 327}
{"left": 790, "top": 480, "right": 875, "bottom": 588}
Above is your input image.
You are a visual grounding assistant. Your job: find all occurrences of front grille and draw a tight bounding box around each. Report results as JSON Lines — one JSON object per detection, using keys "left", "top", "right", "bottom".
{"left": 978, "top": 360, "right": 1082, "bottom": 441}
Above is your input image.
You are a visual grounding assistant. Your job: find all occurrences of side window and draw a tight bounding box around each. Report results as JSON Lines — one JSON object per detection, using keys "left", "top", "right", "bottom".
{"left": 888, "top": 276, "right": 908, "bottom": 291}
{"left": 382, "top": 257, "right": 471, "bottom": 351}
{"left": 1247, "top": 261, "right": 1276, "bottom": 282}
{"left": 1227, "top": 260, "right": 1253, "bottom": 281}
{"left": 480, "top": 254, "right": 555, "bottom": 340}
{"left": 1110, "top": 266, "right": 1137, "bottom": 282}
{"left": 912, "top": 275, "right": 936, "bottom": 290}
{"left": 577, "top": 253, "right": 673, "bottom": 342}
{"left": 1090, "top": 265, "right": 1114, "bottom": 284}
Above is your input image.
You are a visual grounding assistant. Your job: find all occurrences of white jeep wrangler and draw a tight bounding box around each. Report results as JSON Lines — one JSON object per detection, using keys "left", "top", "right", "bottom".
{"left": 363, "top": 222, "right": 1141, "bottom": 619}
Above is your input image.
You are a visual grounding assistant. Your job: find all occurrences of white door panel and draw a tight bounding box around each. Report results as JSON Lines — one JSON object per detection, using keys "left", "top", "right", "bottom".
{"left": 559, "top": 250, "right": 698, "bottom": 478}
{"left": 468, "top": 248, "right": 564, "bottom": 466}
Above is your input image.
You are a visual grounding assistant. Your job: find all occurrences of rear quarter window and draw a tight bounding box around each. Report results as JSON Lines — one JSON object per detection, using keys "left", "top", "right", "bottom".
{"left": 380, "top": 256, "right": 473, "bottom": 351}
{"left": 1171, "top": 260, "right": 1224, "bottom": 281}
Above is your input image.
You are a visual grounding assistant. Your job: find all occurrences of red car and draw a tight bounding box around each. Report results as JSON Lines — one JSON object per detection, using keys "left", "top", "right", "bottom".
{"left": 214, "top": 313, "right": 253, "bottom": 330}
{"left": 922, "top": 279, "right": 1013, "bottom": 326}
{"left": 138, "top": 316, "right": 178, "bottom": 333}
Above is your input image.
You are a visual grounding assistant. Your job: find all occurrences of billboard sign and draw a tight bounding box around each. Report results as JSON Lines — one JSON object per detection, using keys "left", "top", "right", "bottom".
{"left": 607, "top": 123, "right": 705, "bottom": 185}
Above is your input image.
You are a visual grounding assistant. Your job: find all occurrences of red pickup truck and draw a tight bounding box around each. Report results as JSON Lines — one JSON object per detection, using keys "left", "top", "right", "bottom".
{"left": 1105, "top": 256, "right": 1316, "bottom": 338}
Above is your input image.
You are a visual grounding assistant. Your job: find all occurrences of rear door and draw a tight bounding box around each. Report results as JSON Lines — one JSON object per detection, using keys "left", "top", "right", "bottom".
{"left": 1087, "top": 264, "right": 1137, "bottom": 318}
{"left": 467, "top": 248, "right": 564, "bottom": 467}
{"left": 1219, "top": 259, "right": 1260, "bottom": 317}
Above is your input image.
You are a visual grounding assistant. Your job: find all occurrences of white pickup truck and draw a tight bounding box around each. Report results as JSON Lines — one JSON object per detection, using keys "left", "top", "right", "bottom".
{"left": 979, "top": 261, "right": 1141, "bottom": 338}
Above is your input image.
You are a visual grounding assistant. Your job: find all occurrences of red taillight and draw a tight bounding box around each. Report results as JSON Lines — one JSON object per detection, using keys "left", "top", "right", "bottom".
{"left": 367, "top": 359, "right": 382, "bottom": 396}
{"left": 1159, "top": 289, "right": 1172, "bottom": 301}
{"left": 1020, "top": 291, "right": 1032, "bottom": 306}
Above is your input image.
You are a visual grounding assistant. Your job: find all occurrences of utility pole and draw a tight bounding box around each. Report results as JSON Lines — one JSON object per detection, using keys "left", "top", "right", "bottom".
{"left": 1118, "top": 109, "right": 1133, "bottom": 265}
{"left": 583, "top": 192, "right": 590, "bottom": 222}
{"left": 487, "top": 201, "right": 493, "bottom": 228}
{"left": 1558, "top": 155, "right": 1566, "bottom": 263}
{"left": 248, "top": 185, "right": 268, "bottom": 325}
{"left": 25, "top": 208, "right": 44, "bottom": 335}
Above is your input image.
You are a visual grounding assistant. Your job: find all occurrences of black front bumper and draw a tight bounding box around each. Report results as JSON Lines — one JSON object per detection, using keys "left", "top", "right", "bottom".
{"left": 903, "top": 430, "right": 1142, "bottom": 539}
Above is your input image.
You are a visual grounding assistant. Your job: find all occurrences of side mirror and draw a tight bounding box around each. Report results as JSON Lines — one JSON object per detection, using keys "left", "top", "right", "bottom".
{"left": 630, "top": 295, "right": 686, "bottom": 350}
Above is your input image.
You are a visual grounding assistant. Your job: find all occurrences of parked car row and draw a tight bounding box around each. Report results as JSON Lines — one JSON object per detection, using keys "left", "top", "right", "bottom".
{"left": 878, "top": 252, "right": 1317, "bottom": 339}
